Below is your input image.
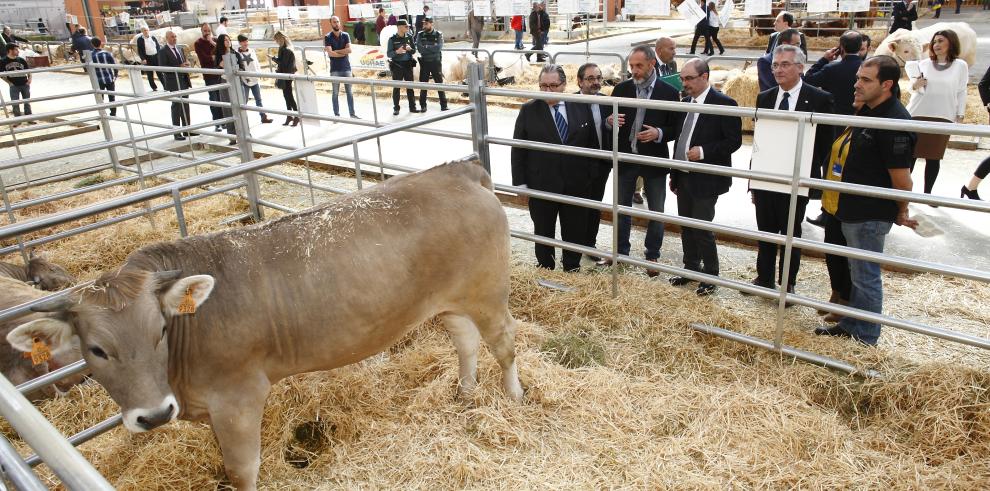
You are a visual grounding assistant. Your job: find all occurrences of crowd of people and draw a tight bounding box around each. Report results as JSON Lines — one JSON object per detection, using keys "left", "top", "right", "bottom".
{"left": 511, "top": 20, "right": 988, "bottom": 346}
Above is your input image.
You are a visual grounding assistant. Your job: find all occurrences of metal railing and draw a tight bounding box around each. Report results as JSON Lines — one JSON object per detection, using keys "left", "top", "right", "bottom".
{"left": 1, "top": 53, "right": 989, "bottom": 488}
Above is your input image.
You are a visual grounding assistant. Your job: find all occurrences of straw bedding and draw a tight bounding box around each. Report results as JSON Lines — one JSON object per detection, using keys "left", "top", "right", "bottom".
{"left": 2, "top": 171, "right": 989, "bottom": 489}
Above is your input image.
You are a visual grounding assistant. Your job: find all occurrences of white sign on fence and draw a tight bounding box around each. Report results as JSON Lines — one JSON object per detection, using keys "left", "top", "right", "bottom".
{"left": 743, "top": 0, "right": 771, "bottom": 16}
{"left": 473, "top": 0, "right": 492, "bottom": 15}
{"left": 351, "top": 43, "right": 390, "bottom": 70}
{"left": 408, "top": 0, "right": 426, "bottom": 14}
{"left": 494, "top": 0, "right": 512, "bottom": 15}
{"left": 580, "top": 0, "right": 600, "bottom": 13}
{"left": 806, "top": 0, "right": 837, "bottom": 13}
{"left": 512, "top": 0, "right": 531, "bottom": 15}
{"left": 308, "top": 6, "right": 332, "bottom": 19}
{"left": 718, "top": 0, "right": 734, "bottom": 26}
{"left": 276, "top": 6, "right": 290, "bottom": 19}
{"left": 676, "top": 0, "right": 705, "bottom": 23}
{"left": 391, "top": 1, "right": 408, "bottom": 15}
{"left": 626, "top": 0, "right": 664, "bottom": 15}
{"left": 360, "top": 4, "right": 376, "bottom": 18}
{"left": 433, "top": 0, "right": 451, "bottom": 16}
{"left": 448, "top": 0, "right": 467, "bottom": 16}
{"left": 557, "top": 0, "right": 580, "bottom": 14}
{"left": 296, "top": 80, "right": 321, "bottom": 128}
{"left": 838, "top": 0, "right": 869, "bottom": 12}
{"left": 347, "top": 4, "right": 363, "bottom": 18}
{"left": 288, "top": 7, "right": 301, "bottom": 20}
{"left": 749, "top": 118, "right": 818, "bottom": 196}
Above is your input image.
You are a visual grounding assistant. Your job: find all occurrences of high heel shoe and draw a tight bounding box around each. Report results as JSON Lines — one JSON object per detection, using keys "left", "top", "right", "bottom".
{"left": 960, "top": 185, "right": 982, "bottom": 200}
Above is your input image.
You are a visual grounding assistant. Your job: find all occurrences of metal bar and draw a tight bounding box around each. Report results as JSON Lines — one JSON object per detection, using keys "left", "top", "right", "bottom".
{"left": 172, "top": 188, "right": 188, "bottom": 238}
{"left": 467, "top": 63, "right": 490, "bottom": 172}
{"left": 352, "top": 142, "right": 363, "bottom": 190}
{"left": 690, "top": 323, "right": 881, "bottom": 378}
{"left": 0, "top": 375, "right": 114, "bottom": 489}
{"left": 16, "top": 360, "right": 88, "bottom": 397}
{"left": 0, "top": 78, "right": 29, "bottom": 185}
{"left": 257, "top": 199, "right": 296, "bottom": 214}
{"left": 225, "top": 53, "right": 263, "bottom": 222}
{"left": 3, "top": 115, "right": 102, "bottom": 138}
{"left": 0, "top": 434, "right": 47, "bottom": 491}
{"left": 3, "top": 164, "right": 113, "bottom": 194}
{"left": 291, "top": 73, "right": 316, "bottom": 206}
{"left": 0, "top": 90, "right": 97, "bottom": 109}
{"left": 773, "top": 116, "right": 808, "bottom": 350}
{"left": 610, "top": 100, "right": 620, "bottom": 297}
{"left": 24, "top": 415, "right": 124, "bottom": 469}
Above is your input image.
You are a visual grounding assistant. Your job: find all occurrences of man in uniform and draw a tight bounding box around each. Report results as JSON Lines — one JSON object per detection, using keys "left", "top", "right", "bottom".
{"left": 386, "top": 19, "right": 418, "bottom": 116}
{"left": 814, "top": 55, "right": 918, "bottom": 346}
{"left": 415, "top": 17, "right": 448, "bottom": 112}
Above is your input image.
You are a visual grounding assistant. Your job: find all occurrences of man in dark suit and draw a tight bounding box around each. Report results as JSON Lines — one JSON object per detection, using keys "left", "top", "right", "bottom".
{"left": 689, "top": 0, "right": 709, "bottom": 55}
{"left": 757, "top": 28, "right": 801, "bottom": 92}
{"left": 158, "top": 30, "right": 192, "bottom": 141}
{"left": 669, "top": 58, "right": 742, "bottom": 296}
{"left": 804, "top": 30, "right": 863, "bottom": 116}
{"left": 601, "top": 45, "right": 680, "bottom": 275}
{"left": 765, "top": 11, "right": 807, "bottom": 56}
{"left": 574, "top": 62, "right": 611, "bottom": 260}
{"left": 748, "top": 44, "right": 835, "bottom": 295}
{"left": 136, "top": 26, "right": 162, "bottom": 91}
{"left": 889, "top": 0, "right": 917, "bottom": 33}
{"left": 526, "top": 3, "right": 550, "bottom": 62}
{"left": 655, "top": 36, "right": 678, "bottom": 77}
{"left": 512, "top": 64, "right": 600, "bottom": 271}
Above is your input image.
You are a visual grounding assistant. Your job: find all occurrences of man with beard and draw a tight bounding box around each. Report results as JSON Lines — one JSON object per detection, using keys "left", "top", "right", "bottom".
{"left": 325, "top": 15, "right": 359, "bottom": 118}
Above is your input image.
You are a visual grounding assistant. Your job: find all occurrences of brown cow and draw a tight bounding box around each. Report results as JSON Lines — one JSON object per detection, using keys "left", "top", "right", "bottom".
{"left": 2, "top": 277, "right": 85, "bottom": 400}
{"left": 0, "top": 252, "right": 76, "bottom": 291}
{"left": 8, "top": 159, "right": 523, "bottom": 490}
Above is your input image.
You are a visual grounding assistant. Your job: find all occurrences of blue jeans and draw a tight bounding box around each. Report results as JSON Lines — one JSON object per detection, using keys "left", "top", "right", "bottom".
{"left": 241, "top": 83, "right": 266, "bottom": 119}
{"left": 838, "top": 220, "right": 893, "bottom": 345}
{"left": 617, "top": 165, "right": 667, "bottom": 260}
{"left": 330, "top": 70, "right": 356, "bottom": 116}
{"left": 514, "top": 29, "right": 524, "bottom": 49}
{"left": 9, "top": 84, "right": 31, "bottom": 116}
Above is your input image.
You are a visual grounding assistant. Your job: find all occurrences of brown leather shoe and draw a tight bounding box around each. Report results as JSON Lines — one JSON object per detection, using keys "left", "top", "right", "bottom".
{"left": 645, "top": 258, "right": 659, "bottom": 278}
{"left": 817, "top": 290, "right": 841, "bottom": 315}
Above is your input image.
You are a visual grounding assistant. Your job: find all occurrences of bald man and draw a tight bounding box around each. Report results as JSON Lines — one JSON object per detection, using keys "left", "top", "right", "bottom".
{"left": 655, "top": 37, "right": 678, "bottom": 77}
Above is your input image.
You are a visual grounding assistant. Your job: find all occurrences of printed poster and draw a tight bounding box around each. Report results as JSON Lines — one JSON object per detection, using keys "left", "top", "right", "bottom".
{"left": 579, "top": 0, "right": 600, "bottom": 13}
{"left": 308, "top": 6, "right": 332, "bottom": 19}
{"left": 494, "top": 0, "right": 512, "bottom": 15}
{"left": 347, "top": 4, "right": 363, "bottom": 18}
{"left": 838, "top": 0, "right": 869, "bottom": 12}
{"left": 432, "top": 0, "right": 451, "bottom": 16}
{"left": 806, "top": 0, "right": 837, "bottom": 13}
{"left": 744, "top": 0, "right": 771, "bottom": 16}
{"left": 676, "top": 0, "right": 705, "bottom": 23}
{"left": 448, "top": 0, "right": 467, "bottom": 16}
{"left": 512, "top": 0, "right": 531, "bottom": 14}
{"left": 473, "top": 0, "right": 492, "bottom": 15}
{"left": 359, "top": 4, "right": 376, "bottom": 18}
{"left": 408, "top": 1, "right": 426, "bottom": 14}
{"left": 391, "top": 1, "right": 408, "bottom": 15}
{"left": 718, "top": 0, "right": 734, "bottom": 27}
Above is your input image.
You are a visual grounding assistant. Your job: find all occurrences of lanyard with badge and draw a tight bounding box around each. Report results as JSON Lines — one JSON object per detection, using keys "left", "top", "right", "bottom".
{"left": 831, "top": 128, "right": 853, "bottom": 178}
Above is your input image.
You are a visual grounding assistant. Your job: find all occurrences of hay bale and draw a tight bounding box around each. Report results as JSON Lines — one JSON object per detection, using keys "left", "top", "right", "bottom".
{"left": 721, "top": 69, "right": 758, "bottom": 131}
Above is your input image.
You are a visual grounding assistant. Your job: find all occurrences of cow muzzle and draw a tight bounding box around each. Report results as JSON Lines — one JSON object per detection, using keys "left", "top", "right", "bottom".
{"left": 123, "top": 394, "right": 179, "bottom": 432}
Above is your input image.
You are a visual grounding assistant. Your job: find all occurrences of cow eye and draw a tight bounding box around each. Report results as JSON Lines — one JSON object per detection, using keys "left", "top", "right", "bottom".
{"left": 89, "top": 347, "right": 109, "bottom": 360}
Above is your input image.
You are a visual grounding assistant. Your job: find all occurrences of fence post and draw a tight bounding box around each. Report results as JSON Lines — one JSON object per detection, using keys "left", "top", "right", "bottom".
{"left": 223, "top": 52, "right": 265, "bottom": 222}
{"left": 467, "top": 62, "right": 491, "bottom": 173}
{"left": 83, "top": 51, "right": 122, "bottom": 174}
{"left": 772, "top": 116, "right": 808, "bottom": 350}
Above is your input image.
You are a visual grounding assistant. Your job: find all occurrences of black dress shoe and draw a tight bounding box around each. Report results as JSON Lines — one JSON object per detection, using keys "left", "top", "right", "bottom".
{"left": 669, "top": 276, "right": 693, "bottom": 287}
{"left": 807, "top": 212, "right": 826, "bottom": 227}
{"left": 440, "top": 106, "right": 450, "bottom": 111}
{"left": 393, "top": 108, "right": 400, "bottom": 116}
{"left": 960, "top": 185, "right": 982, "bottom": 200}
{"left": 696, "top": 283, "right": 717, "bottom": 296}
{"left": 739, "top": 279, "right": 771, "bottom": 296}
{"left": 814, "top": 326, "right": 851, "bottom": 338}
{"left": 173, "top": 135, "right": 186, "bottom": 141}
{"left": 409, "top": 107, "right": 420, "bottom": 113}
{"left": 420, "top": 105, "right": 428, "bottom": 112}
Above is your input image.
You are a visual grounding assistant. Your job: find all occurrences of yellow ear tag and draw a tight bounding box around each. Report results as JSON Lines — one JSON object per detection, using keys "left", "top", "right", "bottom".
{"left": 30, "top": 337, "right": 51, "bottom": 366}
{"left": 177, "top": 286, "right": 197, "bottom": 314}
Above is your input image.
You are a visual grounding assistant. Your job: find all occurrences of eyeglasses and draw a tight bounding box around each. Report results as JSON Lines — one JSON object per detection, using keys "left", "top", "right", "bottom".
{"left": 581, "top": 76, "right": 603, "bottom": 82}
{"left": 771, "top": 62, "right": 799, "bottom": 70}
{"left": 680, "top": 74, "right": 702, "bottom": 83}
{"left": 539, "top": 82, "right": 564, "bottom": 90}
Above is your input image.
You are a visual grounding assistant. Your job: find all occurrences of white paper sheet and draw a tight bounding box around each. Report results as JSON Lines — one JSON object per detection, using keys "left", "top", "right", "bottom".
{"left": 511, "top": 0, "right": 531, "bottom": 15}
{"left": 360, "top": 4, "right": 376, "bottom": 18}
{"left": 838, "top": 0, "right": 869, "bottom": 12}
{"left": 558, "top": 0, "right": 580, "bottom": 13}
{"left": 308, "top": 6, "right": 332, "bottom": 19}
{"left": 408, "top": 1, "right": 426, "bottom": 15}
{"left": 391, "top": 1, "right": 408, "bottom": 15}
{"left": 276, "top": 6, "right": 290, "bottom": 19}
{"left": 743, "top": 0, "right": 771, "bottom": 16}
{"left": 718, "top": 0, "right": 734, "bottom": 27}
{"left": 494, "top": 0, "right": 512, "bottom": 15}
{"left": 473, "top": 0, "right": 492, "bottom": 15}
{"left": 580, "top": 0, "right": 601, "bottom": 13}
{"left": 677, "top": 0, "right": 706, "bottom": 24}
{"left": 806, "top": 0, "right": 837, "bottom": 13}
{"left": 749, "top": 118, "right": 818, "bottom": 196}
{"left": 347, "top": 5, "right": 363, "bottom": 18}
{"left": 432, "top": 0, "right": 451, "bottom": 16}
{"left": 448, "top": 0, "right": 467, "bottom": 16}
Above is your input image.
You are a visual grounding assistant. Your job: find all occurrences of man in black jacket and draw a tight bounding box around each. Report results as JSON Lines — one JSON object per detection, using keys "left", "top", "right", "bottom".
{"left": 158, "top": 30, "right": 192, "bottom": 141}
{"left": 669, "top": 58, "right": 742, "bottom": 296}
{"left": 574, "top": 62, "right": 610, "bottom": 260}
{"left": 765, "top": 11, "right": 807, "bottom": 56}
{"left": 748, "top": 45, "right": 835, "bottom": 295}
{"left": 136, "top": 27, "right": 162, "bottom": 91}
{"left": 526, "top": 2, "right": 550, "bottom": 62}
{"left": 602, "top": 46, "right": 680, "bottom": 275}
{"left": 804, "top": 31, "right": 862, "bottom": 116}
{"left": 688, "top": 0, "right": 709, "bottom": 55}
{"left": 512, "top": 64, "right": 600, "bottom": 271}
{"left": 889, "top": 0, "right": 917, "bottom": 33}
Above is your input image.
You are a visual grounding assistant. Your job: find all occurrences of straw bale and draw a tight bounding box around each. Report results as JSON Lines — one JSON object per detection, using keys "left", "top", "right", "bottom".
{"left": 2, "top": 170, "right": 990, "bottom": 489}
{"left": 721, "top": 69, "right": 758, "bottom": 131}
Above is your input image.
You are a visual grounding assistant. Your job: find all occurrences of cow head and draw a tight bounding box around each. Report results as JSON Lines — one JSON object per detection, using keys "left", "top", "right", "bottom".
{"left": 878, "top": 29, "right": 923, "bottom": 67}
{"left": 3, "top": 320, "right": 85, "bottom": 398}
{"left": 6, "top": 269, "right": 214, "bottom": 433}
{"left": 27, "top": 251, "right": 76, "bottom": 291}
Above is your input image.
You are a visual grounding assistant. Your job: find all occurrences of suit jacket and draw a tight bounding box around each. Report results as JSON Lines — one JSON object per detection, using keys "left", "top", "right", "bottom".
{"left": 755, "top": 83, "right": 836, "bottom": 184}
{"left": 670, "top": 89, "right": 742, "bottom": 197}
{"left": 804, "top": 54, "right": 861, "bottom": 116}
{"left": 157, "top": 45, "right": 191, "bottom": 91}
{"left": 756, "top": 52, "right": 776, "bottom": 92}
{"left": 978, "top": 64, "right": 990, "bottom": 107}
{"left": 512, "top": 99, "right": 600, "bottom": 194}
{"left": 765, "top": 31, "right": 808, "bottom": 56}
{"left": 137, "top": 35, "right": 160, "bottom": 62}
{"left": 890, "top": 1, "right": 916, "bottom": 32}
{"left": 605, "top": 77, "right": 681, "bottom": 169}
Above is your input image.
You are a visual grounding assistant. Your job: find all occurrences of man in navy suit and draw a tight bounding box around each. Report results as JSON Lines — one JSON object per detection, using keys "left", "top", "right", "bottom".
{"left": 600, "top": 46, "right": 681, "bottom": 275}
{"left": 668, "top": 58, "right": 742, "bottom": 296}
{"left": 804, "top": 30, "right": 863, "bottom": 116}
{"left": 512, "top": 64, "right": 600, "bottom": 271}
{"left": 748, "top": 44, "right": 836, "bottom": 295}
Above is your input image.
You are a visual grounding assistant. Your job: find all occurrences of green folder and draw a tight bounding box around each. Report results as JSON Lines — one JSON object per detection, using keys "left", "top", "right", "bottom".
{"left": 660, "top": 73, "right": 683, "bottom": 91}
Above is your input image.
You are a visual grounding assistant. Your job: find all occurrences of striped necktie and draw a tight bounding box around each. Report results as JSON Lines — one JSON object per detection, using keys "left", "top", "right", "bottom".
{"left": 553, "top": 105, "right": 568, "bottom": 143}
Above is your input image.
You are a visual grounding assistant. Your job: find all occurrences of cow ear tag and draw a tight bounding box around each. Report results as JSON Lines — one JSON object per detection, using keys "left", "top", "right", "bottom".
{"left": 30, "top": 337, "right": 52, "bottom": 366}
{"left": 177, "top": 286, "right": 197, "bottom": 314}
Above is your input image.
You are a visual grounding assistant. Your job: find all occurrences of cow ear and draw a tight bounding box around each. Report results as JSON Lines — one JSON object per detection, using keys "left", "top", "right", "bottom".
{"left": 888, "top": 42, "right": 897, "bottom": 51}
{"left": 160, "top": 275, "right": 215, "bottom": 316}
{"left": 7, "top": 318, "right": 76, "bottom": 356}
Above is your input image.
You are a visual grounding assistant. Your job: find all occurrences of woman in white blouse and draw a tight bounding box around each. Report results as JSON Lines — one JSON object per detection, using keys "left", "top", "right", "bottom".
{"left": 906, "top": 29, "right": 968, "bottom": 197}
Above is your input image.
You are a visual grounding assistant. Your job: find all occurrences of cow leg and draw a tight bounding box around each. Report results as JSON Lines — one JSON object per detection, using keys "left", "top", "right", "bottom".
{"left": 440, "top": 313, "right": 481, "bottom": 398}
{"left": 208, "top": 380, "right": 269, "bottom": 491}
{"left": 473, "top": 310, "right": 524, "bottom": 402}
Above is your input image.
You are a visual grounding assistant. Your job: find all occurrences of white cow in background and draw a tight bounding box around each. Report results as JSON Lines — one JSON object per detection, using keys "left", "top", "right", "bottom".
{"left": 875, "top": 22, "right": 976, "bottom": 70}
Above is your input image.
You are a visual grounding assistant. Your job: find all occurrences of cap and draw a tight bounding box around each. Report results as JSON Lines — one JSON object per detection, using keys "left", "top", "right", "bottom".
{"left": 423, "top": 16, "right": 434, "bottom": 23}
{"left": 396, "top": 19, "right": 408, "bottom": 26}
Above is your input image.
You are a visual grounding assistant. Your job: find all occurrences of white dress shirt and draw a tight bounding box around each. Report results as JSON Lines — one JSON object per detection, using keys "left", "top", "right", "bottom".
{"left": 773, "top": 79, "right": 802, "bottom": 112}
{"left": 589, "top": 100, "right": 603, "bottom": 149}
{"left": 680, "top": 85, "right": 712, "bottom": 161}
{"left": 141, "top": 34, "right": 158, "bottom": 56}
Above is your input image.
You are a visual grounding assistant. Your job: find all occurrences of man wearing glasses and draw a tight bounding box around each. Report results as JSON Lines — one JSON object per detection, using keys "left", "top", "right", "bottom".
{"left": 668, "top": 58, "right": 742, "bottom": 296}
{"left": 746, "top": 44, "right": 835, "bottom": 297}
{"left": 511, "top": 64, "right": 600, "bottom": 271}
{"left": 575, "top": 63, "right": 611, "bottom": 259}
{"left": 600, "top": 45, "right": 680, "bottom": 276}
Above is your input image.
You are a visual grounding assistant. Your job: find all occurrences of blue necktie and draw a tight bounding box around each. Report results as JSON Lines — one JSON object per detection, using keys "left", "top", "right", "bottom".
{"left": 778, "top": 92, "right": 790, "bottom": 111}
{"left": 553, "top": 105, "right": 568, "bottom": 143}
